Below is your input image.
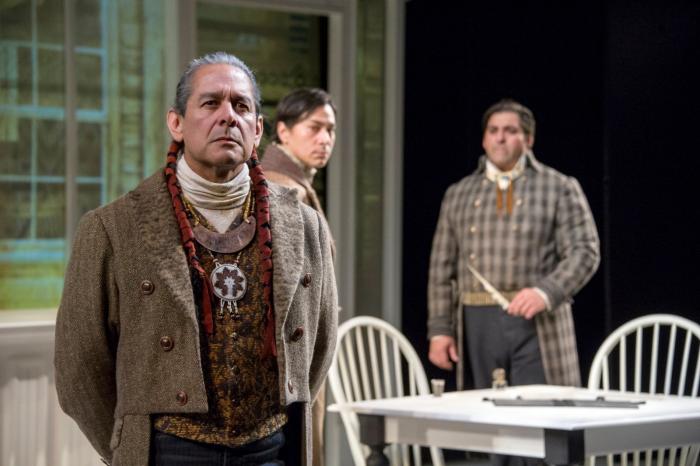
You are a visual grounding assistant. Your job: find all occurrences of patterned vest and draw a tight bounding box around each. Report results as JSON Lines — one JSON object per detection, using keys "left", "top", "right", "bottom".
{"left": 153, "top": 213, "right": 287, "bottom": 446}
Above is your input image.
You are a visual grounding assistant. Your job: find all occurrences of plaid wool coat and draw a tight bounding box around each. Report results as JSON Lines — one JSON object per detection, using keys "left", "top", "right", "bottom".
{"left": 427, "top": 152, "right": 600, "bottom": 387}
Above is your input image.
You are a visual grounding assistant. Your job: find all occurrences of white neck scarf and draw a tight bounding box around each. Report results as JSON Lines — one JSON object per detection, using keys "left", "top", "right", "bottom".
{"left": 485, "top": 153, "right": 527, "bottom": 190}
{"left": 177, "top": 156, "right": 251, "bottom": 233}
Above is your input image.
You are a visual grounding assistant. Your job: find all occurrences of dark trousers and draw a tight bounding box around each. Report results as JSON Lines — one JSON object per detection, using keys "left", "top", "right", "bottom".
{"left": 463, "top": 305, "right": 547, "bottom": 388}
{"left": 464, "top": 306, "right": 547, "bottom": 466}
{"left": 150, "top": 430, "right": 285, "bottom": 466}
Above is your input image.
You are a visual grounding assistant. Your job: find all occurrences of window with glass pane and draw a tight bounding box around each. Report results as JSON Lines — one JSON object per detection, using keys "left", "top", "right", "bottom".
{"left": 0, "top": 0, "right": 168, "bottom": 311}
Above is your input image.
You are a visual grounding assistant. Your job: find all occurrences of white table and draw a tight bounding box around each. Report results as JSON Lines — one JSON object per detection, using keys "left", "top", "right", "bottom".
{"left": 328, "top": 385, "right": 700, "bottom": 465}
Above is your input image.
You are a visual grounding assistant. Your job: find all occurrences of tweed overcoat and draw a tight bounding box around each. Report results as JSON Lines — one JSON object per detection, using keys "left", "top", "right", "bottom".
{"left": 427, "top": 152, "right": 600, "bottom": 387}
{"left": 54, "top": 171, "right": 338, "bottom": 466}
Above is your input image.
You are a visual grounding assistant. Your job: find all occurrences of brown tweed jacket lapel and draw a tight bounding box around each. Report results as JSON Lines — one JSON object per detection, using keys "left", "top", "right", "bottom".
{"left": 267, "top": 184, "right": 304, "bottom": 320}
{"left": 127, "top": 172, "right": 307, "bottom": 332}
{"left": 127, "top": 172, "right": 198, "bottom": 324}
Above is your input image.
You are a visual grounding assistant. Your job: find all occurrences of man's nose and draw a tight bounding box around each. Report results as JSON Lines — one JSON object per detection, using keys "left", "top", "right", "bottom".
{"left": 318, "top": 128, "right": 332, "bottom": 144}
{"left": 219, "top": 102, "right": 238, "bottom": 127}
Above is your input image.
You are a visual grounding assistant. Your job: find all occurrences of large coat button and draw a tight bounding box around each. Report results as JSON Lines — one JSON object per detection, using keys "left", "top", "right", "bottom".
{"left": 176, "top": 391, "right": 188, "bottom": 405}
{"left": 141, "top": 280, "right": 154, "bottom": 295}
{"left": 160, "top": 336, "right": 174, "bottom": 351}
{"left": 291, "top": 327, "right": 304, "bottom": 342}
{"left": 287, "top": 380, "right": 294, "bottom": 393}
{"left": 301, "top": 273, "right": 312, "bottom": 288}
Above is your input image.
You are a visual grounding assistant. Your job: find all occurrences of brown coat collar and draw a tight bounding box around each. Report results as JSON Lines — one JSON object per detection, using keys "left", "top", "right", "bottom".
{"left": 261, "top": 144, "right": 324, "bottom": 214}
{"left": 127, "top": 171, "right": 304, "bottom": 330}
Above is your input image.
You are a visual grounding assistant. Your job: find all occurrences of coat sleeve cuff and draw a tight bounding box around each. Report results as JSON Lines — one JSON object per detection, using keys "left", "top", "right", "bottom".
{"left": 427, "top": 316, "right": 454, "bottom": 340}
{"left": 534, "top": 278, "right": 566, "bottom": 310}
{"left": 533, "top": 287, "right": 552, "bottom": 311}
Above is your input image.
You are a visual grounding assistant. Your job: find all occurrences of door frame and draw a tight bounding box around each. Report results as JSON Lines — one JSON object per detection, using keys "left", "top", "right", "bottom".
{"left": 166, "top": 0, "right": 359, "bottom": 322}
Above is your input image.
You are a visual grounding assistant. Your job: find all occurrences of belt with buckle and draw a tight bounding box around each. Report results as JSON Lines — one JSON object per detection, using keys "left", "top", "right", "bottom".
{"left": 461, "top": 291, "right": 519, "bottom": 307}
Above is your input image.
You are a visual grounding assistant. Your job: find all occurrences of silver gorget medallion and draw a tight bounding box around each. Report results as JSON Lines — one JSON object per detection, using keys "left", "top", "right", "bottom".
{"left": 210, "top": 261, "right": 247, "bottom": 317}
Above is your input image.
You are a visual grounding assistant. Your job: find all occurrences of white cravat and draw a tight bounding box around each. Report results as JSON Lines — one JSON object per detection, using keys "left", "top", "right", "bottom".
{"left": 485, "top": 153, "right": 527, "bottom": 187}
{"left": 176, "top": 156, "right": 250, "bottom": 233}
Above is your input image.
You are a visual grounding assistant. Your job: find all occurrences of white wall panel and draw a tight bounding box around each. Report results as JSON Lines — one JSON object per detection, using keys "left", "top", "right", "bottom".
{"left": 0, "top": 319, "right": 100, "bottom": 466}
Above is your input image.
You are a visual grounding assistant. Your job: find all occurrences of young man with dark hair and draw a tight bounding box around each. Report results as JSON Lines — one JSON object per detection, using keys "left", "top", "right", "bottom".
{"left": 262, "top": 88, "right": 336, "bottom": 216}
{"left": 261, "top": 87, "right": 337, "bottom": 466}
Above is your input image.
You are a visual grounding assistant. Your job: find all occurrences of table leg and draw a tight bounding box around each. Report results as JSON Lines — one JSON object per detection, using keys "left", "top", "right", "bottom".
{"left": 358, "top": 414, "right": 389, "bottom": 466}
{"left": 544, "top": 429, "right": 584, "bottom": 466}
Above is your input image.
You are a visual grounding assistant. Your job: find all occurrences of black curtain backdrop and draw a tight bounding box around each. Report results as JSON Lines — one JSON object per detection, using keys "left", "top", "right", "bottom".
{"left": 402, "top": 1, "right": 700, "bottom": 392}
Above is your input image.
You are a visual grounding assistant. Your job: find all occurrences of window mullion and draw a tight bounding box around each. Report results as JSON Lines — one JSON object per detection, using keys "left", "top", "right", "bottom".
{"left": 30, "top": 0, "right": 38, "bottom": 240}
{"left": 64, "top": 0, "right": 78, "bottom": 252}
{"left": 100, "top": 0, "right": 108, "bottom": 205}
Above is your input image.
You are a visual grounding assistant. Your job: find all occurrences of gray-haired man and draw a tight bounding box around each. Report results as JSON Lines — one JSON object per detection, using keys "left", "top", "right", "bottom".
{"left": 55, "top": 51, "right": 338, "bottom": 466}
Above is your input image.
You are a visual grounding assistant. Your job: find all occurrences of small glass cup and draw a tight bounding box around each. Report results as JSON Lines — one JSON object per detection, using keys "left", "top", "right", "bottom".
{"left": 492, "top": 368, "right": 508, "bottom": 390}
{"left": 431, "top": 378, "right": 445, "bottom": 397}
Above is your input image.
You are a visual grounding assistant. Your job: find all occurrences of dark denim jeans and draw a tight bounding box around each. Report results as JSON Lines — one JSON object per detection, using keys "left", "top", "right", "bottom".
{"left": 150, "top": 430, "right": 285, "bottom": 466}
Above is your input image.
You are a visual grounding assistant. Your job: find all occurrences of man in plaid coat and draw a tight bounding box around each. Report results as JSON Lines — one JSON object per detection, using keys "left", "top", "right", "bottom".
{"left": 427, "top": 99, "right": 600, "bottom": 395}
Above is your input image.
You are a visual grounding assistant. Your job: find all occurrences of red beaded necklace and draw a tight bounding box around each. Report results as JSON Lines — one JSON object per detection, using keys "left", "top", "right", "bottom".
{"left": 164, "top": 140, "right": 277, "bottom": 358}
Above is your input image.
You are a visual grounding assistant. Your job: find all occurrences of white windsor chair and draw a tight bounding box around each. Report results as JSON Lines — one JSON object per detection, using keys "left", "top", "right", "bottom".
{"left": 328, "top": 316, "right": 445, "bottom": 466}
{"left": 587, "top": 313, "right": 700, "bottom": 466}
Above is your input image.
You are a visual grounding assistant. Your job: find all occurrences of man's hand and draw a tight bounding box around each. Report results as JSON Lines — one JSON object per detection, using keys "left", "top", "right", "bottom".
{"left": 508, "top": 288, "right": 547, "bottom": 319}
{"left": 429, "top": 335, "right": 459, "bottom": 370}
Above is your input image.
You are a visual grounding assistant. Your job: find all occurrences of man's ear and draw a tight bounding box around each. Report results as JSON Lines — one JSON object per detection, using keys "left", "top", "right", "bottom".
{"left": 276, "top": 121, "right": 289, "bottom": 145}
{"left": 526, "top": 134, "right": 535, "bottom": 149}
{"left": 167, "top": 109, "right": 184, "bottom": 142}
{"left": 255, "top": 114, "right": 264, "bottom": 147}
